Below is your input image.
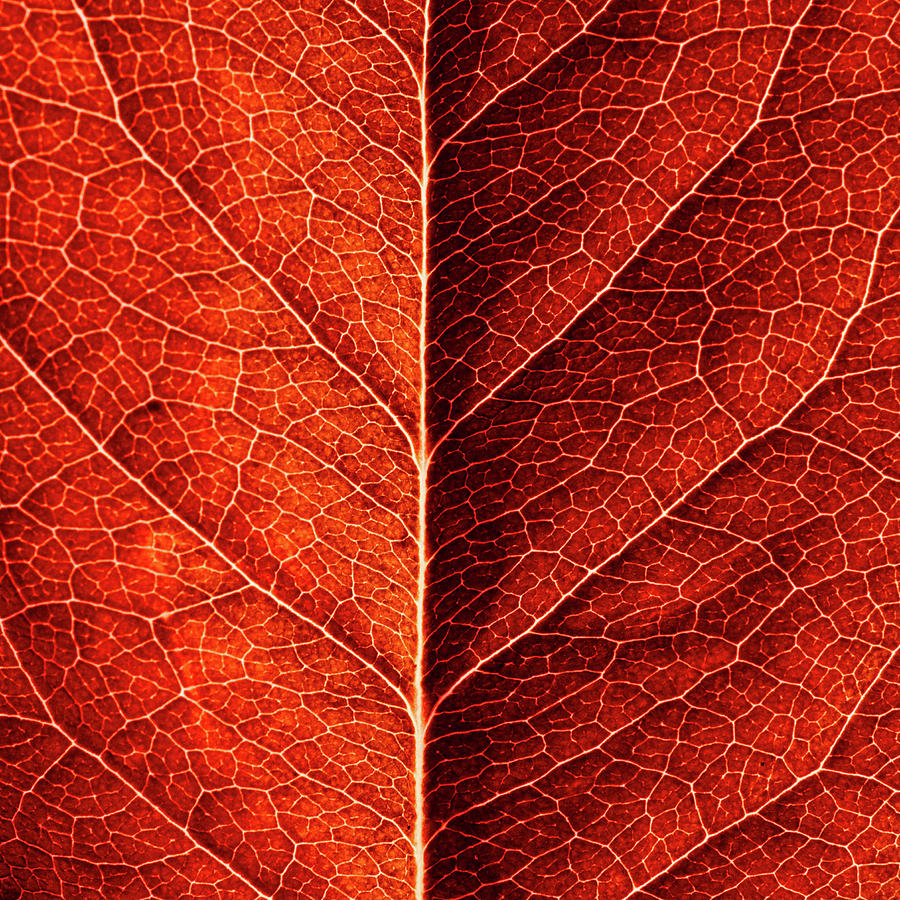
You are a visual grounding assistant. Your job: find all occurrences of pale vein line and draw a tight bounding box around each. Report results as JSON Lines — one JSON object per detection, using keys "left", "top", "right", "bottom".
{"left": 780, "top": 426, "right": 900, "bottom": 488}
{"left": 820, "top": 768, "right": 900, "bottom": 798}
{"left": 180, "top": 75, "right": 419, "bottom": 260}
{"left": 413, "top": 3, "right": 430, "bottom": 896}
{"left": 1, "top": 333, "right": 413, "bottom": 719}
{"left": 346, "top": 2, "right": 421, "bottom": 87}
{"left": 425, "top": 367, "right": 735, "bottom": 563}
{"left": 427, "top": 203, "right": 898, "bottom": 724}
{"left": 66, "top": 1, "right": 417, "bottom": 455}
{"left": 5, "top": 225, "right": 418, "bottom": 538}
{"left": 428, "top": 0, "right": 815, "bottom": 459}
{"left": 1, "top": 581, "right": 411, "bottom": 830}
{"left": 0, "top": 625, "right": 272, "bottom": 899}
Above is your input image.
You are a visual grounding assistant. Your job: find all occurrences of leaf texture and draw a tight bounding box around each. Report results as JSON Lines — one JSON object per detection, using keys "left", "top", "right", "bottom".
{"left": 3, "top": 0, "right": 900, "bottom": 897}
{"left": 425, "top": 0, "right": 900, "bottom": 895}
{"left": 0, "top": 0, "right": 421, "bottom": 895}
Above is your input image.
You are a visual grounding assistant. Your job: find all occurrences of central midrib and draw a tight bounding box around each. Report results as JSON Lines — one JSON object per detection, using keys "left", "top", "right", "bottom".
{"left": 414, "top": 1, "right": 431, "bottom": 897}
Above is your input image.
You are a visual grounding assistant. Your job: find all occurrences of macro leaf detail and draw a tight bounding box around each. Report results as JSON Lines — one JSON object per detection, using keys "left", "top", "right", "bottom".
{"left": 3, "top": 0, "right": 900, "bottom": 897}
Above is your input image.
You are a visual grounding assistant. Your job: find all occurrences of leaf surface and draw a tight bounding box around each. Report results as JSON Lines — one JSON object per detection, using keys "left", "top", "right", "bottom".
{"left": 3, "top": 0, "right": 900, "bottom": 897}
{"left": 1, "top": 0, "right": 420, "bottom": 895}
{"left": 425, "top": 0, "right": 900, "bottom": 895}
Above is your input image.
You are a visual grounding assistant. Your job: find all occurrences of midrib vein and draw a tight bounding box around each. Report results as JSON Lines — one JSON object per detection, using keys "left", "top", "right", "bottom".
{"left": 414, "top": 5, "right": 430, "bottom": 897}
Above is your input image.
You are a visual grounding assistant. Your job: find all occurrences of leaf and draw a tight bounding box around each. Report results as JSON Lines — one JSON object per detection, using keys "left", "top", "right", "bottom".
{"left": 2, "top": 0, "right": 900, "bottom": 898}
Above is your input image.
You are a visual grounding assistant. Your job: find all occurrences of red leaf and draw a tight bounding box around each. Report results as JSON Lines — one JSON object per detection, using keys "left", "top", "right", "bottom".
{"left": 3, "top": 0, "right": 900, "bottom": 897}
